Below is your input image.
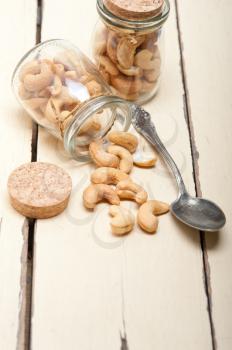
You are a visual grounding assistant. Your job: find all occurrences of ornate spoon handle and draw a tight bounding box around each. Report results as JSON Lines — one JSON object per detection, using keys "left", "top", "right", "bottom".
{"left": 131, "top": 105, "right": 186, "bottom": 195}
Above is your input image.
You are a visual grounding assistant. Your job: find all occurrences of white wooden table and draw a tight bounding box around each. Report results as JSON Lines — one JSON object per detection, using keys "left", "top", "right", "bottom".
{"left": 0, "top": 1, "right": 231, "bottom": 349}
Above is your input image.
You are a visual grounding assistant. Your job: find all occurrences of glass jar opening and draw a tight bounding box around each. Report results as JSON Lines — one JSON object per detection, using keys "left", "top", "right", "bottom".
{"left": 64, "top": 95, "right": 132, "bottom": 161}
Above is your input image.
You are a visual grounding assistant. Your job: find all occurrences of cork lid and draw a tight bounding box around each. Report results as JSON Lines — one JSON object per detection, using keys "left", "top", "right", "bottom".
{"left": 103, "top": 0, "right": 164, "bottom": 20}
{"left": 8, "top": 162, "right": 72, "bottom": 219}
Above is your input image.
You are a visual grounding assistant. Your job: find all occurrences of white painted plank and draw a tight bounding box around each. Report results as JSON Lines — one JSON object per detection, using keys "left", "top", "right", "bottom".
{"left": 31, "top": 0, "right": 212, "bottom": 349}
{"left": 0, "top": 1, "right": 37, "bottom": 349}
{"left": 177, "top": 1, "right": 232, "bottom": 349}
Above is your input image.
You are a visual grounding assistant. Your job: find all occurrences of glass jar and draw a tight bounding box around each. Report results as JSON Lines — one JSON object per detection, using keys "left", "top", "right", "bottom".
{"left": 93, "top": 0, "right": 170, "bottom": 104}
{"left": 12, "top": 39, "right": 132, "bottom": 161}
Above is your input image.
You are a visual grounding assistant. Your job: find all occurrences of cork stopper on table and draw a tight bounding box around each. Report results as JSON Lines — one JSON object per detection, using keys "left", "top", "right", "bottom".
{"left": 103, "top": 0, "right": 164, "bottom": 20}
{"left": 8, "top": 162, "right": 72, "bottom": 219}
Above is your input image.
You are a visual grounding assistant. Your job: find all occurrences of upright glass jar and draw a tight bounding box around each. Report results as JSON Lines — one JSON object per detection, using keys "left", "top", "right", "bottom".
{"left": 12, "top": 39, "right": 132, "bottom": 161}
{"left": 93, "top": 0, "right": 170, "bottom": 104}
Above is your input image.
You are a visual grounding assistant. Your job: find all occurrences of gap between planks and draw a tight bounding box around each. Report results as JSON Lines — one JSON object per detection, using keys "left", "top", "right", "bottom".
{"left": 17, "top": 1, "right": 42, "bottom": 349}
{"left": 174, "top": 1, "right": 216, "bottom": 349}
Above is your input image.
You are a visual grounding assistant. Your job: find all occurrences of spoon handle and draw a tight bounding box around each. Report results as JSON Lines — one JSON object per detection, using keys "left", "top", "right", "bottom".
{"left": 132, "top": 106, "right": 186, "bottom": 194}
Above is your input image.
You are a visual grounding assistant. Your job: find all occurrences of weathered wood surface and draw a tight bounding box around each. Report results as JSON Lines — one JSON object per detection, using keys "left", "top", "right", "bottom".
{"left": 0, "top": 1, "right": 37, "bottom": 349}
{"left": 31, "top": 1, "right": 212, "bottom": 349}
{"left": 0, "top": 0, "right": 231, "bottom": 349}
{"left": 177, "top": 1, "right": 232, "bottom": 349}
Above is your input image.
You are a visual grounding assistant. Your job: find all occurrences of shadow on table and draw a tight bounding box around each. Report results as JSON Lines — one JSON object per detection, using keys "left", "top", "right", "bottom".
{"left": 171, "top": 215, "right": 221, "bottom": 250}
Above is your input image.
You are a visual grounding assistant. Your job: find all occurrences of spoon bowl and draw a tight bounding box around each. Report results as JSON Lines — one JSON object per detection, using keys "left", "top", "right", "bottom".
{"left": 171, "top": 193, "right": 226, "bottom": 231}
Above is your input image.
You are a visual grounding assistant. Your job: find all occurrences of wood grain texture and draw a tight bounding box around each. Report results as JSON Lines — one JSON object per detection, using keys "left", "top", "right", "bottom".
{"left": 176, "top": 1, "right": 232, "bottom": 349}
{"left": 31, "top": 0, "right": 212, "bottom": 349}
{"left": 0, "top": 1, "right": 37, "bottom": 349}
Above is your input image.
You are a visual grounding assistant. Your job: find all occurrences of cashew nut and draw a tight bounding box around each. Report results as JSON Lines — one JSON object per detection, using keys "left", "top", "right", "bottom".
{"left": 23, "top": 61, "right": 54, "bottom": 92}
{"left": 144, "top": 67, "right": 160, "bottom": 83}
{"left": 45, "top": 98, "right": 60, "bottom": 123}
{"left": 135, "top": 49, "right": 159, "bottom": 70}
{"left": 109, "top": 205, "right": 135, "bottom": 235}
{"left": 98, "top": 55, "right": 119, "bottom": 76}
{"left": 107, "top": 131, "right": 138, "bottom": 153}
{"left": 18, "top": 84, "right": 33, "bottom": 99}
{"left": 116, "top": 179, "right": 147, "bottom": 205}
{"left": 64, "top": 70, "right": 78, "bottom": 80}
{"left": 47, "top": 75, "right": 62, "bottom": 96}
{"left": 117, "top": 36, "right": 145, "bottom": 69}
{"left": 111, "top": 75, "right": 142, "bottom": 94}
{"left": 91, "top": 167, "right": 129, "bottom": 185}
{"left": 54, "top": 52, "right": 76, "bottom": 71}
{"left": 59, "top": 111, "right": 74, "bottom": 135}
{"left": 54, "top": 63, "right": 65, "bottom": 81}
{"left": 117, "top": 64, "right": 142, "bottom": 77}
{"left": 19, "top": 60, "right": 40, "bottom": 81}
{"left": 106, "top": 31, "right": 118, "bottom": 63}
{"left": 79, "top": 117, "right": 101, "bottom": 136}
{"left": 24, "top": 97, "right": 48, "bottom": 110}
{"left": 141, "top": 79, "right": 156, "bottom": 93}
{"left": 133, "top": 149, "right": 158, "bottom": 167}
{"left": 38, "top": 88, "right": 51, "bottom": 98}
{"left": 137, "top": 200, "right": 170, "bottom": 233}
{"left": 117, "top": 91, "right": 139, "bottom": 101}
{"left": 57, "top": 86, "right": 79, "bottom": 106}
{"left": 85, "top": 80, "right": 102, "bottom": 96}
{"left": 83, "top": 184, "right": 120, "bottom": 209}
{"left": 99, "top": 67, "right": 111, "bottom": 84}
{"left": 108, "top": 145, "right": 133, "bottom": 174}
{"left": 79, "top": 74, "right": 95, "bottom": 84}
{"left": 141, "top": 32, "right": 158, "bottom": 52}
{"left": 89, "top": 140, "right": 120, "bottom": 168}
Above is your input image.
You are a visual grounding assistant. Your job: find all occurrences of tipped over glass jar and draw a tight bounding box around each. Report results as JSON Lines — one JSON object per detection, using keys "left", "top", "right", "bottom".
{"left": 12, "top": 39, "right": 132, "bottom": 161}
{"left": 93, "top": 0, "right": 170, "bottom": 104}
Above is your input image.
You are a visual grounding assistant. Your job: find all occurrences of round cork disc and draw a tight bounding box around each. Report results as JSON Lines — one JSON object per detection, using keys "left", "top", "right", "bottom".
{"left": 103, "top": 0, "right": 164, "bottom": 20}
{"left": 8, "top": 162, "right": 72, "bottom": 219}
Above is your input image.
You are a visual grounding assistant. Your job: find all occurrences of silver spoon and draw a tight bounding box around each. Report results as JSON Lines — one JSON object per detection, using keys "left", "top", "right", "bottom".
{"left": 131, "top": 105, "right": 226, "bottom": 231}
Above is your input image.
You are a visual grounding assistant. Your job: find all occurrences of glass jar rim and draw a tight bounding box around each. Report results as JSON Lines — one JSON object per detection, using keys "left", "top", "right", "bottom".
{"left": 97, "top": 0, "right": 170, "bottom": 32}
{"left": 64, "top": 95, "right": 133, "bottom": 161}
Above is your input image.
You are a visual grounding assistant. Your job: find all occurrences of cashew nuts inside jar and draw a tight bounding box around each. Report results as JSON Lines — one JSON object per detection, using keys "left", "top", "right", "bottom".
{"left": 93, "top": 0, "right": 170, "bottom": 104}
{"left": 12, "top": 39, "right": 133, "bottom": 161}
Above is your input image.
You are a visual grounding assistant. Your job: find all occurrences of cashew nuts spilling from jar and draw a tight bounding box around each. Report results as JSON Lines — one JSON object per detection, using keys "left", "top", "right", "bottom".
{"left": 91, "top": 167, "right": 129, "bottom": 185}
{"left": 137, "top": 200, "right": 170, "bottom": 233}
{"left": 116, "top": 179, "right": 148, "bottom": 205}
{"left": 83, "top": 184, "right": 120, "bottom": 209}
{"left": 108, "top": 131, "right": 138, "bottom": 153}
{"left": 109, "top": 205, "right": 135, "bottom": 235}
{"left": 107, "top": 145, "right": 133, "bottom": 174}
{"left": 89, "top": 140, "right": 120, "bottom": 168}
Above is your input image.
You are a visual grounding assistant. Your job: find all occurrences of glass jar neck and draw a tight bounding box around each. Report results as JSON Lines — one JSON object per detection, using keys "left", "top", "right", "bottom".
{"left": 64, "top": 95, "right": 133, "bottom": 161}
{"left": 97, "top": 0, "right": 170, "bottom": 33}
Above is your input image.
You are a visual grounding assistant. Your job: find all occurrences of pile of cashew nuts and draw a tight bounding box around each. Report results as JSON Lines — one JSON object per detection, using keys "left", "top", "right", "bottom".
{"left": 94, "top": 26, "right": 161, "bottom": 101}
{"left": 18, "top": 51, "right": 104, "bottom": 137}
{"left": 83, "top": 131, "right": 169, "bottom": 235}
